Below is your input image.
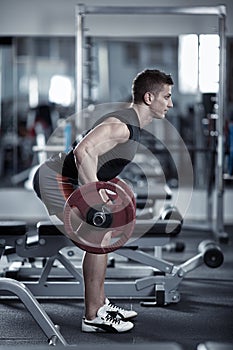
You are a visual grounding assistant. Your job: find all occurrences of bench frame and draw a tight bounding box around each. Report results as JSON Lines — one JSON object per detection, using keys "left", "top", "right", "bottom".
{"left": 1, "top": 219, "right": 209, "bottom": 306}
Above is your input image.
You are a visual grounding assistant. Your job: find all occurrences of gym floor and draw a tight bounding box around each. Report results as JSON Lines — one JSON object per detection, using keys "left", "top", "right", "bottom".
{"left": 0, "top": 225, "right": 232, "bottom": 350}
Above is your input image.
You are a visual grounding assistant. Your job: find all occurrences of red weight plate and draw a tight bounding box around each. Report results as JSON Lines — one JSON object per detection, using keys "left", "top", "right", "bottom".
{"left": 63, "top": 181, "right": 136, "bottom": 254}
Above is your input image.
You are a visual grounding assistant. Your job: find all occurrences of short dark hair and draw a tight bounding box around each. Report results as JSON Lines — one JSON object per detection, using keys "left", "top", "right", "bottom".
{"left": 132, "top": 69, "right": 173, "bottom": 104}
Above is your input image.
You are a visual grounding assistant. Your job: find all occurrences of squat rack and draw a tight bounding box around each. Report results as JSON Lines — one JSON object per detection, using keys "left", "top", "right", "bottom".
{"left": 75, "top": 5, "right": 227, "bottom": 242}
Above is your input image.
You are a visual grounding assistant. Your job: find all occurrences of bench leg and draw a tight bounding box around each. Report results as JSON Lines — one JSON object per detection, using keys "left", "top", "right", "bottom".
{"left": 39, "top": 251, "right": 83, "bottom": 285}
{"left": 0, "top": 277, "right": 68, "bottom": 345}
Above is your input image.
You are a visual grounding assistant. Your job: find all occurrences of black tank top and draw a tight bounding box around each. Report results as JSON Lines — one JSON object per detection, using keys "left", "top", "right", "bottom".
{"left": 46, "top": 108, "right": 141, "bottom": 182}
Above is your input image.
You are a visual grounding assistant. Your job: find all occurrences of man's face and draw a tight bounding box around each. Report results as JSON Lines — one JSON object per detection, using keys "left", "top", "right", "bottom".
{"left": 150, "top": 84, "right": 173, "bottom": 119}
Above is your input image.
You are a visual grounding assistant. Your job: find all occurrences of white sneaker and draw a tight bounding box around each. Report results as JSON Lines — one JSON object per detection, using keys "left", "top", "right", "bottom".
{"left": 82, "top": 305, "right": 134, "bottom": 333}
{"left": 105, "top": 298, "right": 138, "bottom": 320}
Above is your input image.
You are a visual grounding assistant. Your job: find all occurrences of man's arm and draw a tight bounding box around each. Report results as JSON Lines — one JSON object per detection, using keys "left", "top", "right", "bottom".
{"left": 73, "top": 117, "right": 130, "bottom": 186}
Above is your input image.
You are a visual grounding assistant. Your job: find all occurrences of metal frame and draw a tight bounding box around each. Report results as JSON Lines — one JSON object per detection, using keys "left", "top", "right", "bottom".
{"left": 75, "top": 5, "right": 226, "bottom": 114}
{"left": 1, "top": 224, "right": 220, "bottom": 305}
{"left": 75, "top": 5, "right": 227, "bottom": 241}
{"left": 0, "top": 278, "right": 67, "bottom": 345}
{"left": 0, "top": 219, "right": 224, "bottom": 306}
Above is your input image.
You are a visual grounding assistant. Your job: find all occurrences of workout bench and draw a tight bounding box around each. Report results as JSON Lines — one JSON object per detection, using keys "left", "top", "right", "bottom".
{"left": 1, "top": 218, "right": 224, "bottom": 306}
{"left": 0, "top": 221, "right": 67, "bottom": 346}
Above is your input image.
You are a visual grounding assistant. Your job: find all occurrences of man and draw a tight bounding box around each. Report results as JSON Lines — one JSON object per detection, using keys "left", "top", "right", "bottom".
{"left": 33, "top": 69, "right": 174, "bottom": 333}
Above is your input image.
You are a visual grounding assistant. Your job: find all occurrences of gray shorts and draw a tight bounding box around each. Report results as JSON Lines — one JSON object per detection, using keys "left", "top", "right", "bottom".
{"left": 33, "top": 162, "right": 78, "bottom": 216}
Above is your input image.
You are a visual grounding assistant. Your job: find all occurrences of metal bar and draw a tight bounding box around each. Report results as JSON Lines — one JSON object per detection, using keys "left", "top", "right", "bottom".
{"left": 214, "top": 10, "right": 228, "bottom": 241}
{"left": 0, "top": 48, "right": 2, "bottom": 133}
{"left": 12, "top": 38, "right": 18, "bottom": 179}
{"left": 22, "top": 281, "right": 153, "bottom": 298}
{"left": 135, "top": 273, "right": 183, "bottom": 294}
{"left": 178, "top": 253, "right": 204, "bottom": 274}
{"left": 38, "top": 256, "right": 55, "bottom": 284}
{"left": 79, "top": 5, "right": 226, "bottom": 16}
{"left": 117, "top": 248, "right": 174, "bottom": 274}
{"left": 57, "top": 252, "right": 83, "bottom": 283}
{"left": 0, "top": 278, "right": 68, "bottom": 345}
{"left": 75, "top": 4, "right": 85, "bottom": 129}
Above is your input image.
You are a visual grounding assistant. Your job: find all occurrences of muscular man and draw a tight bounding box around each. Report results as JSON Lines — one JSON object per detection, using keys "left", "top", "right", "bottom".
{"left": 33, "top": 69, "right": 174, "bottom": 333}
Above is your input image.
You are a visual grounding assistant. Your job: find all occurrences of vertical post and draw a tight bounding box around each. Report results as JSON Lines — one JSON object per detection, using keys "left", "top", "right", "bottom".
{"left": 0, "top": 48, "right": 2, "bottom": 132}
{"left": 75, "top": 4, "right": 85, "bottom": 131}
{"left": 215, "top": 6, "right": 228, "bottom": 242}
{"left": 12, "top": 37, "right": 18, "bottom": 180}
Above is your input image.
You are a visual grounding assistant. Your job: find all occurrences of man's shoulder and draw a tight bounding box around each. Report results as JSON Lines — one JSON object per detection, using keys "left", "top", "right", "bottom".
{"left": 105, "top": 108, "right": 139, "bottom": 125}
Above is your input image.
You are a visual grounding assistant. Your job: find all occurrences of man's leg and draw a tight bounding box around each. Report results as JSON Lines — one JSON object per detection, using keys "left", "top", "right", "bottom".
{"left": 82, "top": 252, "right": 107, "bottom": 320}
{"left": 58, "top": 207, "right": 109, "bottom": 320}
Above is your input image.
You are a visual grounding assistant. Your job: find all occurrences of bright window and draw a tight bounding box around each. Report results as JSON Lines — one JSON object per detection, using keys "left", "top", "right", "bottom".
{"left": 178, "top": 34, "right": 198, "bottom": 94}
{"left": 199, "top": 34, "right": 220, "bottom": 93}
{"left": 49, "top": 75, "right": 74, "bottom": 106}
{"left": 179, "top": 34, "right": 220, "bottom": 94}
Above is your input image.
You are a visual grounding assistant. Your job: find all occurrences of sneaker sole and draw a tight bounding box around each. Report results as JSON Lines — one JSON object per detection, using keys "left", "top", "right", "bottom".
{"left": 82, "top": 321, "right": 134, "bottom": 333}
{"left": 82, "top": 324, "right": 106, "bottom": 333}
{"left": 120, "top": 315, "right": 137, "bottom": 321}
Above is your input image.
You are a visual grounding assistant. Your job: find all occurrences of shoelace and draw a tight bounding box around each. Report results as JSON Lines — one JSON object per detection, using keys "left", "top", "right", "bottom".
{"left": 104, "top": 311, "right": 121, "bottom": 324}
{"left": 108, "top": 301, "right": 125, "bottom": 312}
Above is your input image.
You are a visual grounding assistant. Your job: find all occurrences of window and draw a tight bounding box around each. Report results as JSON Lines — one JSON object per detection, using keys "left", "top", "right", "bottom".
{"left": 179, "top": 34, "right": 220, "bottom": 94}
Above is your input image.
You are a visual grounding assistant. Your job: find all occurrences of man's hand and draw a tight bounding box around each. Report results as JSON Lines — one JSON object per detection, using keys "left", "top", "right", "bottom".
{"left": 98, "top": 188, "right": 112, "bottom": 204}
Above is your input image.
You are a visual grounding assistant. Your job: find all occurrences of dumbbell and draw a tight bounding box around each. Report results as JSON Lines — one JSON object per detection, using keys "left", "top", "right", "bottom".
{"left": 198, "top": 240, "right": 224, "bottom": 268}
{"left": 63, "top": 178, "right": 136, "bottom": 254}
{"left": 163, "top": 240, "right": 185, "bottom": 253}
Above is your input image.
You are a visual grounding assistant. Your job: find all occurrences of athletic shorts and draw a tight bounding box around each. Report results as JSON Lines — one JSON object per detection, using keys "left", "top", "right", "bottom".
{"left": 33, "top": 162, "right": 79, "bottom": 216}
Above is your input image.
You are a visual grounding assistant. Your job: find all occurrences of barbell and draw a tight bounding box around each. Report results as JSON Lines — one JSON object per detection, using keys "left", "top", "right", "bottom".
{"left": 63, "top": 178, "right": 136, "bottom": 254}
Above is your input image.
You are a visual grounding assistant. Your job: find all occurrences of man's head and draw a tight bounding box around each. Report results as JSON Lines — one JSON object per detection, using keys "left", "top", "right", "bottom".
{"left": 132, "top": 69, "right": 174, "bottom": 104}
{"left": 132, "top": 69, "right": 174, "bottom": 120}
